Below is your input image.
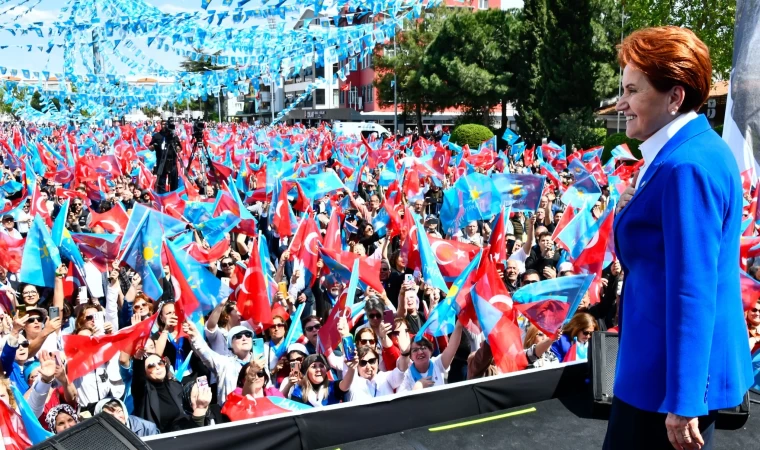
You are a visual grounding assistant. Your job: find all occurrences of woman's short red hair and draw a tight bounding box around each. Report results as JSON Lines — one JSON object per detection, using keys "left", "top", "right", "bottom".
{"left": 618, "top": 26, "right": 712, "bottom": 113}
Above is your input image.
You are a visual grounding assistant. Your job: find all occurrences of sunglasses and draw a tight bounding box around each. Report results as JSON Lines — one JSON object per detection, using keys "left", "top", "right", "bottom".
{"left": 272, "top": 323, "right": 286, "bottom": 329}
{"left": 359, "top": 339, "right": 375, "bottom": 345}
{"left": 26, "top": 317, "right": 44, "bottom": 324}
{"left": 221, "top": 262, "right": 234, "bottom": 268}
{"left": 289, "top": 357, "right": 304, "bottom": 364}
{"left": 304, "top": 324, "right": 321, "bottom": 332}
{"left": 73, "top": 203, "right": 82, "bottom": 207}
{"left": 251, "top": 370, "right": 267, "bottom": 378}
{"left": 581, "top": 331, "right": 593, "bottom": 337}
{"left": 134, "top": 303, "right": 147, "bottom": 309}
{"left": 85, "top": 315, "right": 95, "bottom": 321}
{"left": 411, "top": 346, "right": 429, "bottom": 354}
{"left": 368, "top": 313, "right": 382, "bottom": 320}
{"left": 147, "top": 360, "right": 167, "bottom": 370}
{"left": 232, "top": 331, "right": 253, "bottom": 340}
{"left": 19, "top": 342, "right": 30, "bottom": 348}
{"left": 359, "top": 358, "right": 378, "bottom": 367}
{"left": 752, "top": 308, "right": 760, "bottom": 314}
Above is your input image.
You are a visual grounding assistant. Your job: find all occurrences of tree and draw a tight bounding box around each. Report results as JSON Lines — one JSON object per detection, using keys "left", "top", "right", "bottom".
{"left": 539, "top": 0, "right": 600, "bottom": 137}
{"left": 420, "top": 9, "right": 522, "bottom": 127}
{"left": 374, "top": 8, "right": 453, "bottom": 130}
{"left": 179, "top": 47, "right": 227, "bottom": 121}
{"left": 623, "top": 0, "right": 736, "bottom": 79}
{"left": 513, "top": 0, "right": 549, "bottom": 144}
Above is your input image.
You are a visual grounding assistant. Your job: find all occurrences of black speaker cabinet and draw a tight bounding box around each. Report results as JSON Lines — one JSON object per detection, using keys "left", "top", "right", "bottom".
{"left": 30, "top": 412, "right": 152, "bottom": 450}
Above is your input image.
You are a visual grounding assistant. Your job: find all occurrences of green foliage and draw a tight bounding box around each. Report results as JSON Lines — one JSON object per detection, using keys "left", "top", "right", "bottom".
{"left": 420, "top": 9, "right": 521, "bottom": 126}
{"left": 623, "top": 0, "right": 736, "bottom": 79}
{"left": 556, "top": 109, "right": 607, "bottom": 148}
{"left": 602, "top": 132, "right": 642, "bottom": 162}
{"left": 450, "top": 124, "right": 494, "bottom": 148}
{"left": 374, "top": 7, "right": 454, "bottom": 129}
{"left": 539, "top": 0, "right": 599, "bottom": 134}
{"left": 513, "top": 0, "right": 549, "bottom": 144}
{"left": 180, "top": 48, "right": 227, "bottom": 120}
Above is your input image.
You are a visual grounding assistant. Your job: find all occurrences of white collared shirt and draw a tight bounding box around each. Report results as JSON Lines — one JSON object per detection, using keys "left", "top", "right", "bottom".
{"left": 636, "top": 111, "right": 699, "bottom": 188}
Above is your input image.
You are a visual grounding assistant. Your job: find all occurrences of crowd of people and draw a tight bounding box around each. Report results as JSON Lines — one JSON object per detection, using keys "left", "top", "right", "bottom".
{"left": 0, "top": 118, "right": 754, "bottom": 447}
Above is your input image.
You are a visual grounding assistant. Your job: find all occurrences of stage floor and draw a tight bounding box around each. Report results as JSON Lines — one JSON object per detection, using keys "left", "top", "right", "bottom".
{"left": 325, "top": 392, "right": 759, "bottom": 450}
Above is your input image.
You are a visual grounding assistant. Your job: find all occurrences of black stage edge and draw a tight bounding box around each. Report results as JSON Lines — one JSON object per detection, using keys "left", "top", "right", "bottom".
{"left": 144, "top": 362, "right": 756, "bottom": 450}
{"left": 146, "top": 362, "right": 587, "bottom": 450}
{"left": 327, "top": 392, "right": 760, "bottom": 450}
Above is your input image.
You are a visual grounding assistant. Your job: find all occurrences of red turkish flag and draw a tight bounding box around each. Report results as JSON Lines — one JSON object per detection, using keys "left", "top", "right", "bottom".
{"left": 88, "top": 203, "right": 129, "bottom": 235}
{"left": 0, "top": 399, "right": 31, "bottom": 450}
{"left": 30, "top": 184, "right": 52, "bottom": 228}
{"left": 220, "top": 393, "right": 291, "bottom": 422}
{"left": 236, "top": 238, "right": 274, "bottom": 326}
{"left": 0, "top": 232, "right": 24, "bottom": 273}
{"left": 63, "top": 312, "right": 157, "bottom": 381}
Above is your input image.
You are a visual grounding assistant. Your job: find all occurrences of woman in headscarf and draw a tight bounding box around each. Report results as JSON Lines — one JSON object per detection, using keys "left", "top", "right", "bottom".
{"left": 44, "top": 404, "right": 79, "bottom": 434}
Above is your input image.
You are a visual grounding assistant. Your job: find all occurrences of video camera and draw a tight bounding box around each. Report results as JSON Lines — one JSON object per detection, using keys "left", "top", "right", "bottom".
{"left": 192, "top": 120, "right": 205, "bottom": 143}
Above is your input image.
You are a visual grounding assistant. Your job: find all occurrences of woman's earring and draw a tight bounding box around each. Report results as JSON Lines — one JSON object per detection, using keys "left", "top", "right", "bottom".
{"left": 670, "top": 110, "right": 677, "bottom": 116}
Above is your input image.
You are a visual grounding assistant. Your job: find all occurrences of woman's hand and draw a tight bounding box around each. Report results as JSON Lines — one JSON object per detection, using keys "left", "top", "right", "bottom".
{"left": 413, "top": 377, "right": 435, "bottom": 390}
{"left": 288, "top": 369, "right": 302, "bottom": 385}
{"left": 44, "top": 316, "right": 62, "bottom": 335}
{"left": 617, "top": 172, "right": 639, "bottom": 213}
{"left": 182, "top": 319, "right": 199, "bottom": 339}
{"left": 103, "top": 322, "right": 114, "bottom": 335}
{"left": 337, "top": 316, "right": 350, "bottom": 338}
{"left": 11, "top": 312, "right": 28, "bottom": 335}
{"left": 665, "top": 413, "right": 703, "bottom": 450}
{"left": 38, "top": 351, "right": 57, "bottom": 383}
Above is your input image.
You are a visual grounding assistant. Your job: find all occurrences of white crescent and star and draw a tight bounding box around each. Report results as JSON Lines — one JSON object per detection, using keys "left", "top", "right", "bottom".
{"left": 430, "top": 240, "right": 455, "bottom": 266}
{"left": 304, "top": 232, "right": 319, "bottom": 256}
{"left": 100, "top": 219, "right": 123, "bottom": 235}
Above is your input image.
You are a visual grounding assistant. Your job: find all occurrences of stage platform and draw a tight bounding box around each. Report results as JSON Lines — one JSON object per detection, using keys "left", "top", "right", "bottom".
{"left": 145, "top": 362, "right": 757, "bottom": 450}
{"left": 325, "top": 392, "right": 759, "bottom": 450}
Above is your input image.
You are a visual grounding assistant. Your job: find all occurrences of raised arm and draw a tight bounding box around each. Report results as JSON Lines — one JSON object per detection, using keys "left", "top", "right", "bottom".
{"left": 440, "top": 321, "right": 463, "bottom": 370}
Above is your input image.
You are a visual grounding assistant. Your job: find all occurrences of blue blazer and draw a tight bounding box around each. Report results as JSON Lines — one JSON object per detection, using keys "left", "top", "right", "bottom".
{"left": 613, "top": 114, "right": 753, "bottom": 418}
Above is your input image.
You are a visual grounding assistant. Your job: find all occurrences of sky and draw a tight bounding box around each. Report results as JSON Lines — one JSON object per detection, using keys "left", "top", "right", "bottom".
{"left": 0, "top": 0, "right": 524, "bottom": 79}
{"left": 0, "top": 0, "right": 304, "bottom": 76}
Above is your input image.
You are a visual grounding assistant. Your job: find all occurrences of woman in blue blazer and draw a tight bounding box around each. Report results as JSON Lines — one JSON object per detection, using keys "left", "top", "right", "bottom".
{"left": 603, "top": 27, "right": 753, "bottom": 450}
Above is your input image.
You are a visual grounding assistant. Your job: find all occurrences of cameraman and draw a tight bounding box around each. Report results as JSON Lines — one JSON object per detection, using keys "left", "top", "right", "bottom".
{"left": 150, "top": 117, "right": 179, "bottom": 193}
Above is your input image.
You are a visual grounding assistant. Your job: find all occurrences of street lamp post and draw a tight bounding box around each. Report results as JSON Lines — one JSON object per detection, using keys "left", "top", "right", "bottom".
{"left": 393, "top": 35, "right": 398, "bottom": 134}
{"left": 616, "top": 2, "right": 625, "bottom": 133}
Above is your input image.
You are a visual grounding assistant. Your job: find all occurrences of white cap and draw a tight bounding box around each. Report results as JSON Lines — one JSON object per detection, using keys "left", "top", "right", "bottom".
{"left": 558, "top": 262, "right": 574, "bottom": 274}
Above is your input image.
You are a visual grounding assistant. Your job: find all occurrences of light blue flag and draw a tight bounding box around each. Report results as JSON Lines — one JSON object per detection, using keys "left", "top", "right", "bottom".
{"left": 413, "top": 212, "right": 449, "bottom": 294}
{"left": 20, "top": 216, "right": 62, "bottom": 288}
{"left": 10, "top": 384, "right": 53, "bottom": 443}
{"left": 273, "top": 303, "right": 305, "bottom": 360}
{"left": 52, "top": 199, "right": 86, "bottom": 274}
{"left": 416, "top": 250, "right": 483, "bottom": 341}
{"left": 174, "top": 350, "right": 194, "bottom": 382}
{"left": 502, "top": 128, "right": 519, "bottom": 145}
{"left": 345, "top": 259, "right": 361, "bottom": 307}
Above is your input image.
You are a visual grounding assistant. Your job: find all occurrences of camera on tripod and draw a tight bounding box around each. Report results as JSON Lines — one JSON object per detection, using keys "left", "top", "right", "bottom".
{"left": 192, "top": 120, "right": 205, "bottom": 142}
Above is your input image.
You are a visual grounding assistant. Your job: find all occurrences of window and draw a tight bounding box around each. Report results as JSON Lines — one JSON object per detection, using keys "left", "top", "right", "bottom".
{"left": 316, "top": 65, "right": 324, "bottom": 78}
{"left": 315, "top": 89, "right": 325, "bottom": 105}
{"left": 333, "top": 90, "right": 339, "bottom": 107}
{"left": 478, "top": 0, "right": 488, "bottom": 9}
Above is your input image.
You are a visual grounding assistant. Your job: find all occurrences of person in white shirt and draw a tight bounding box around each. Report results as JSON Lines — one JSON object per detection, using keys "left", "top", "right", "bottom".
{"left": 183, "top": 320, "right": 266, "bottom": 406}
{"left": 1, "top": 214, "right": 21, "bottom": 239}
{"left": 398, "top": 320, "right": 464, "bottom": 392}
{"left": 15, "top": 203, "right": 32, "bottom": 236}
{"left": 203, "top": 301, "right": 253, "bottom": 356}
{"left": 348, "top": 345, "right": 405, "bottom": 402}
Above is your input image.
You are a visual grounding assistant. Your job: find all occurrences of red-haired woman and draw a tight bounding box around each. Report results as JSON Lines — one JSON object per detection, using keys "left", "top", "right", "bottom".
{"left": 606, "top": 26, "right": 752, "bottom": 450}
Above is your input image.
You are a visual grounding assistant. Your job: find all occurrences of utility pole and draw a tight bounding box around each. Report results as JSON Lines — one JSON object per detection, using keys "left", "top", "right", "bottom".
{"left": 393, "top": 34, "right": 398, "bottom": 134}
{"left": 616, "top": 2, "right": 625, "bottom": 133}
